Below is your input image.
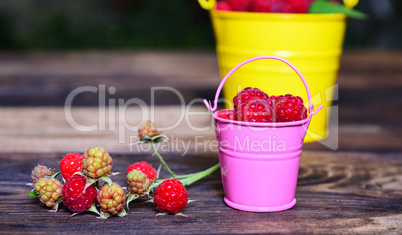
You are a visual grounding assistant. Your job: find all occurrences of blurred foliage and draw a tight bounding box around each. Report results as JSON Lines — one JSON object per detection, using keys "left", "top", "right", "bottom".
{"left": 0, "top": 0, "right": 215, "bottom": 50}
{"left": 0, "top": 0, "right": 401, "bottom": 50}
{"left": 344, "top": 0, "right": 402, "bottom": 49}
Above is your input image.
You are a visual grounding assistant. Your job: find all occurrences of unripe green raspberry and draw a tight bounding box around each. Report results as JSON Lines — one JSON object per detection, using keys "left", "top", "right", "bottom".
{"left": 126, "top": 169, "right": 152, "bottom": 196}
{"left": 97, "top": 183, "right": 126, "bottom": 216}
{"left": 34, "top": 177, "right": 63, "bottom": 209}
{"left": 138, "top": 120, "right": 160, "bottom": 140}
{"left": 82, "top": 147, "right": 113, "bottom": 179}
{"left": 31, "top": 165, "right": 54, "bottom": 184}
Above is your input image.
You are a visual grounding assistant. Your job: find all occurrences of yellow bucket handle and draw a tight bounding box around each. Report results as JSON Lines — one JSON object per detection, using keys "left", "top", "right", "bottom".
{"left": 198, "top": 0, "right": 358, "bottom": 10}
{"left": 343, "top": 0, "right": 359, "bottom": 9}
{"left": 198, "top": 0, "right": 216, "bottom": 10}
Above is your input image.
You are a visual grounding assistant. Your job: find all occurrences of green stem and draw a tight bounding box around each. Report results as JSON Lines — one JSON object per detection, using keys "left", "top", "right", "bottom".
{"left": 179, "top": 163, "right": 220, "bottom": 186}
{"left": 150, "top": 141, "right": 177, "bottom": 178}
{"left": 151, "top": 163, "right": 220, "bottom": 190}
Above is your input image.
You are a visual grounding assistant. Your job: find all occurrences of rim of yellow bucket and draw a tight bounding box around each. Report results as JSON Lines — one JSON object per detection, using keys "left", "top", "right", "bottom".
{"left": 210, "top": 9, "right": 347, "bottom": 21}
{"left": 204, "top": 55, "right": 323, "bottom": 128}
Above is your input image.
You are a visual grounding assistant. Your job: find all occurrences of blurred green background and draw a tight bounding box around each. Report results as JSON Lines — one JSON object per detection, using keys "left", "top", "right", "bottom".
{"left": 0, "top": 0, "right": 401, "bottom": 51}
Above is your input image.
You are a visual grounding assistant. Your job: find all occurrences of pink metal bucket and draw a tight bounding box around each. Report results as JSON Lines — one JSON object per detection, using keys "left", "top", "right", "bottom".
{"left": 204, "top": 56, "right": 322, "bottom": 212}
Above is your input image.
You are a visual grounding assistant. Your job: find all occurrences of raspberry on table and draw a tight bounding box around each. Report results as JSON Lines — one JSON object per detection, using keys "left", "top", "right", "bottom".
{"left": 62, "top": 175, "right": 97, "bottom": 213}
{"left": 236, "top": 97, "right": 275, "bottom": 123}
{"left": 82, "top": 147, "right": 113, "bottom": 179}
{"left": 60, "top": 152, "right": 83, "bottom": 181}
{"left": 138, "top": 120, "right": 160, "bottom": 140}
{"left": 31, "top": 165, "right": 54, "bottom": 184}
{"left": 126, "top": 161, "right": 157, "bottom": 180}
{"left": 126, "top": 169, "right": 152, "bottom": 196}
{"left": 273, "top": 94, "right": 308, "bottom": 122}
{"left": 97, "top": 183, "right": 127, "bottom": 217}
{"left": 154, "top": 179, "right": 188, "bottom": 214}
{"left": 34, "top": 177, "right": 63, "bottom": 210}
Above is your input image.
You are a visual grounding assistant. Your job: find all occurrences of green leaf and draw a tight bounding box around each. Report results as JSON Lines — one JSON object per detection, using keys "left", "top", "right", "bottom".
{"left": 87, "top": 204, "right": 101, "bottom": 216}
{"left": 99, "top": 211, "right": 110, "bottom": 219}
{"left": 27, "top": 190, "right": 38, "bottom": 197}
{"left": 175, "top": 212, "right": 188, "bottom": 218}
{"left": 50, "top": 171, "right": 61, "bottom": 179}
{"left": 156, "top": 212, "right": 168, "bottom": 216}
{"left": 100, "top": 176, "right": 113, "bottom": 186}
{"left": 117, "top": 209, "right": 127, "bottom": 217}
{"left": 309, "top": 0, "right": 368, "bottom": 19}
{"left": 179, "top": 163, "right": 220, "bottom": 186}
{"left": 126, "top": 194, "right": 140, "bottom": 209}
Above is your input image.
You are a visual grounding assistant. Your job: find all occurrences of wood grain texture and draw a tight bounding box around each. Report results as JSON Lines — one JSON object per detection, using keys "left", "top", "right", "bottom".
{"left": 0, "top": 50, "right": 401, "bottom": 233}
{"left": 0, "top": 50, "right": 402, "bottom": 153}
{"left": 0, "top": 151, "right": 401, "bottom": 234}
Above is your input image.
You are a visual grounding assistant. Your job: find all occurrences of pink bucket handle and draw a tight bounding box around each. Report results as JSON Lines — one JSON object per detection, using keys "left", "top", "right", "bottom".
{"left": 203, "top": 55, "right": 323, "bottom": 116}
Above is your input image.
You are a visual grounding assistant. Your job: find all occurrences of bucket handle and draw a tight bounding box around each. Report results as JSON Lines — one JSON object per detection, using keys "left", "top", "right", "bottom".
{"left": 198, "top": 0, "right": 216, "bottom": 10}
{"left": 203, "top": 55, "right": 323, "bottom": 116}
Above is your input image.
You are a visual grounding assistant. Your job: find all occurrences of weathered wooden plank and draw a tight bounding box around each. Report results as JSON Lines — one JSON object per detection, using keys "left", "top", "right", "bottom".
{"left": 0, "top": 50, "right": 401, "bottom": 233}
{"left": 0, "top": 50, "right": 401, "bottom": 106}
{"left": 0, "top": 51, "right": 220, "bottom": 106}
{"left": 0, "top": 151, "right": 401, "bottom": 234}
{"left": 1, "top": 106, "right": 402, "bottom": 153}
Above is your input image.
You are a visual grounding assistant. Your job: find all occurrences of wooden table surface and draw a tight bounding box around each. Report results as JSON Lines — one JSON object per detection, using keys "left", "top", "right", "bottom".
{"left": 0, "top": 50, "right": 401, "bottom": 234}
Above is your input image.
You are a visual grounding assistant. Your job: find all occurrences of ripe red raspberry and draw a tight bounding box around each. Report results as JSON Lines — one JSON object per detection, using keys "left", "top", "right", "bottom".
{"left": 126, "top": 161, "right": 157, "bottom": 180}
{"left": 273, "top": 94, "right": 307, "bottom": 122}
{"left": 62, "top": 175, "right": 97, "bottom": 213}
{"left": 252, "top": 0, "right": 278, "bottom": 12}
{"left": 154, "top": 179, "right": 188, "bottom": 214}
{"left": 229, "top": 0, "right": 252, "bottom": 11}
{"left": 216, "top": 109, "right": 236, "bottom": 120}
{"left": 60, "top": 153, "right": 83, "bottom": 181}
{"left": 286, "top": 0, "right": 313, "bottom": 13}
{"left": 236, "top": 97, "right": 275, "bottom": 123}
{"left": 233, "top": 87, "right": 270, "bottom": 110}
{"left": 216, "top": 0, "right": 232, "bottom": 11}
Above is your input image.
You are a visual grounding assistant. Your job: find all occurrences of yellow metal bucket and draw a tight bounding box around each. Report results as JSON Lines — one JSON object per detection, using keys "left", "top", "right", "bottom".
{"left": 200, "top": 3, "right": 347, "bottom": 143}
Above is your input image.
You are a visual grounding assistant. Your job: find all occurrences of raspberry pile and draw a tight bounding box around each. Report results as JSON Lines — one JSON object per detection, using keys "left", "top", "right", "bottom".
{"left": 27, "top": 150, "right": 192, "bottom": 218}
{"left": 28, "top": 121, "right": 219, "bottom": 218}
{"left": 216, "top": 87, "right": 308, "bottom": 123}
{"left": 216, "top": 0, "right": 314, "bottom": 13}
{"left": 28, "top": 147, "right": 127, "bottom": 218}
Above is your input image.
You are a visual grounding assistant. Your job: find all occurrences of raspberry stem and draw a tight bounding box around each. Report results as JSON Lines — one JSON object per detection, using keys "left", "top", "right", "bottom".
{"left": 153, "top": 163, "right": 220, "bottom": 187}
{"left": 150, "top": 141, "right": 177, "bottom": 178}
{"left": 178, "top": 163, "right": 220, "bottom": 186}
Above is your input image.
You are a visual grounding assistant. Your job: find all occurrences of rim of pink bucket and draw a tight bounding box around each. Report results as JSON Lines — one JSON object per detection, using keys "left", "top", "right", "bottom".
{"left": 203, "top": 55, "right": 323, "bottom": 127}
